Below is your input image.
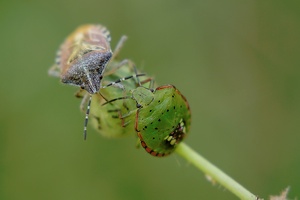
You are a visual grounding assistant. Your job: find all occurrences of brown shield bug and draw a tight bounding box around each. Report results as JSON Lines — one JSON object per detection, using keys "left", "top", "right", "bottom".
{"left": 49, "top": 24, "right": 128, "bottom": 140}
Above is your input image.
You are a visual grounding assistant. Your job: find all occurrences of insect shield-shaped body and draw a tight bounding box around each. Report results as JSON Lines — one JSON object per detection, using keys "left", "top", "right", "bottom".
{"left": 49, "top": 24, "right": 117, "bottom": 139}
{"left": 102, "top": 82, "right": 191, "bottom": 156}
{"left": 134, "top": 85, "right": 191, "bottom": 157}
{"left": 50, "top": 24, "right": 112, "bottom": 93}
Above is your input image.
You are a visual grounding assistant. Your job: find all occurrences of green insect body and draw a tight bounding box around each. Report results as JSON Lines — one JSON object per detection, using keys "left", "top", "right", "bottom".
{"left": 133, "top": 85, "right": 191, "bottom": 157}
{"left": 100, "top": 79, "right": 192, "bottom": 157}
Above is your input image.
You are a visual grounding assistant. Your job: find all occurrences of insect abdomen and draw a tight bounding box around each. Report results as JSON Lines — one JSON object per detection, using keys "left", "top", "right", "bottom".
{"left": 136, "top": 85, "right": 191, "bottom": 157}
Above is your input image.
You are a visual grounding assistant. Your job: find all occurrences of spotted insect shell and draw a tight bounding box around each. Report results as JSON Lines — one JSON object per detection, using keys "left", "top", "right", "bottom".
{"left": 57, "top": 24, "right": 112, "bottom": 94}
{"left": 135, "top": 85, "right": 191, "bottom": 157}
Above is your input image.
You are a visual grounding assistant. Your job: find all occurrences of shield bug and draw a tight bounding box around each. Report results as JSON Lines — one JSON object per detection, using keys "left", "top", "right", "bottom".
{"left": 134, "top": 85, "right": 191, "bottom": 157}
{"left": 103, "top": 81, "right": 191, "bottom": 157}
{"left": 48, "top": 24, "right": 129, "bottom": 139}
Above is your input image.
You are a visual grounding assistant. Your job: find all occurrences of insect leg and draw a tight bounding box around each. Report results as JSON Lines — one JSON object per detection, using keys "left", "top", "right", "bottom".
{"left": 104, "top": 59, "right": 135, "bottom": 76}
{"left": 102, "top": 73, "right": 146, "bottom": 89}
{"left": 107, "top": 107, "right": 133, "bottom": 128}
{"left": 83, "top": 95, "right": 92, "bottom": 140}
{"left": 75, "top": 88, "right": 86, "bottom": 98}
{"left": 132, "top": 64, "right": 141, "bottom": 86}
{"left": 48, "top": 64, "right": 61, "bottom": 77}
{"left": 76, "top": 91, "right": 100, "bottom": 139}
{"left": 79, "top": 92, "right": 91, "bottom": 112}
{"left": 103, "top": 60, "right": 146, "bottom": 90}
{"left": 98, "top": 91, "right": 109, "bottom": 102}
{"left": 135, "top": 137, "right": 141, "bottom": 148}
{"left": 126, "top": 64, "right": 154, "bottom": 90}
{"left": 130, "top": 64, "right": 155, "bottom": 90}
{"left": 110, "top": 35, "right": 128, "bottom": 61}
{"left": 102, "top": 96, "right": 140, "bottom": 125}
{"left": 149, "top": 78, "right": 155, "bottom": 90}
{"left": 138, "top": 77, "right": 155, "bottom": 89}
{"left": 102, "top": 96, "right": 132, "bottom": 106}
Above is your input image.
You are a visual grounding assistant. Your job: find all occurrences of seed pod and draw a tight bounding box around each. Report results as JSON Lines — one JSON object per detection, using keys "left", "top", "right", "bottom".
{"left": 87, "top": 61, "right": 145, "bottom": 138}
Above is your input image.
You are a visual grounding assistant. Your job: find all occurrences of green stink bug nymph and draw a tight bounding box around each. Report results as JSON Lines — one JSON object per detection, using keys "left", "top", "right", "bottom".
{"left": 134, "top": 85, "right": 191, "bottom": 157}
{"left": 103, "top": 82, "right": 191, "bottom": 157}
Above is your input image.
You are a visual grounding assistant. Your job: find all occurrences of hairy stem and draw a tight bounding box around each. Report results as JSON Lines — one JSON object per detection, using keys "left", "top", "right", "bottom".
{"left": 175, "top": 143, "right": 259, "bottom": 200}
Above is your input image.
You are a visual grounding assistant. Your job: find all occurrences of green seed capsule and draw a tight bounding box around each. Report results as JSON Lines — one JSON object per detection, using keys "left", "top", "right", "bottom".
{"left": 80, "top": 61, "right": 145, "bottom": 138}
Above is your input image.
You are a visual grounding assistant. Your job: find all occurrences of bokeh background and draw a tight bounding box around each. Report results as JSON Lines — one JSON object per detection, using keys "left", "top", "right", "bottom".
{"left": 1, "top": 1, "right": 299, "bottom": 199}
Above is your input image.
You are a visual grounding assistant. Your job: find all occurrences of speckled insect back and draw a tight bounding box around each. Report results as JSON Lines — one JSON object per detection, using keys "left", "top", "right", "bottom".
{"left": 48, "top": 24, "right": 129, "bottom": 139}
{"left": 102, "top": 81, "right": 191, "bottom": 157}
{"left": 49, "top": 24, "right": 112, "bottom": 93}
{"left": 134, "top": 85, "right": 191, "bottom": 157}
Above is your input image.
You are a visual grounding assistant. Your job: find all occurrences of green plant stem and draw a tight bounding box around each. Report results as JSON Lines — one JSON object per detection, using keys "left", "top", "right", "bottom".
{"left": 175, "top": 142, "right": 258, "bottom": 200}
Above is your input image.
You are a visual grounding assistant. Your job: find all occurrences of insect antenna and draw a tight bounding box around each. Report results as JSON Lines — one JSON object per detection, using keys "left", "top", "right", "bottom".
{"left": 139, "top": 77, "right": 155, "bottom": 90}
{"left": 83, "top": 95, "right": 92, "bottom": 140}
{"left": 102, "top": 74, "right": 146, "bottom": 89}
{"left": 99, "top": 91, "right": 109, "bottom": 102}
{"left": 102, "top": 96, "right": 132, "bottom": 106}
{"left": 149, "top": 78, "right": 155, "bottom": 90}
{"left": 133, "top": 65, "right": 142, "bottom": 87}
{"left": 132, "top": 65, "right": 155, "bottom": 91}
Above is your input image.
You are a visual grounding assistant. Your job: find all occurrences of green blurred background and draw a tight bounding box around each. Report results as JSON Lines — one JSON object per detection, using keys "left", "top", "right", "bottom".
{"left": 1, "top": 1, "right": 299, "bottom": 199}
